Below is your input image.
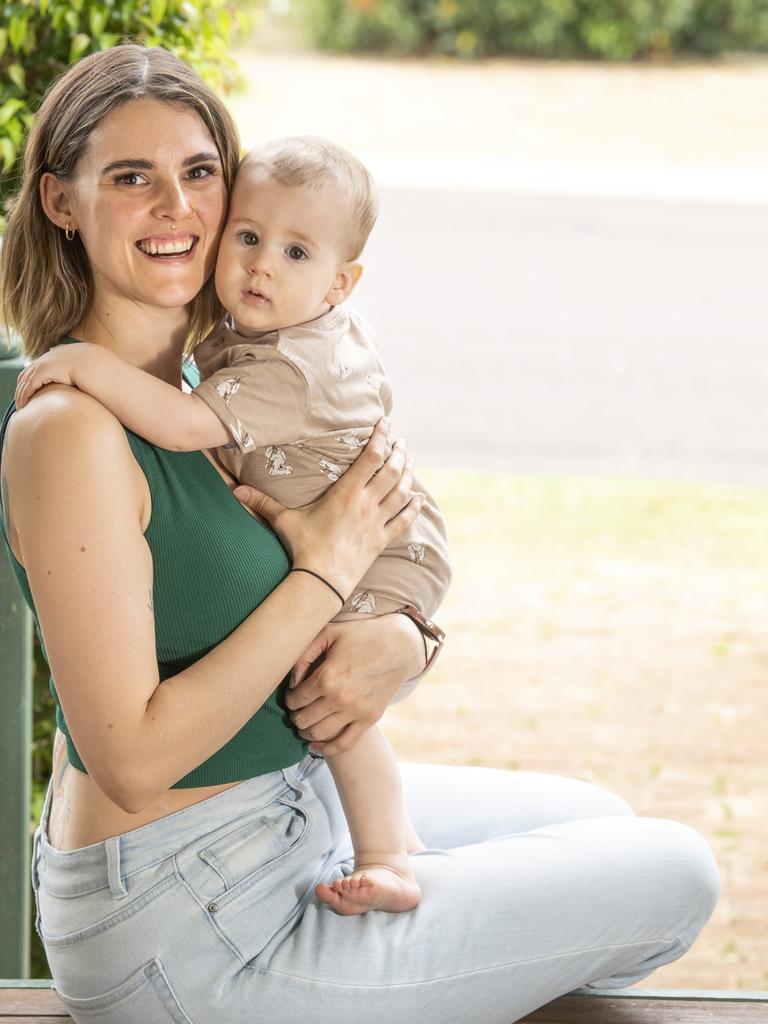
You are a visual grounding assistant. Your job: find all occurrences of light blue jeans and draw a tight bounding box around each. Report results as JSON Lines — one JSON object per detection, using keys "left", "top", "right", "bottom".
{"left": 32, "top": 753, "right": 719, "bottom": 1024}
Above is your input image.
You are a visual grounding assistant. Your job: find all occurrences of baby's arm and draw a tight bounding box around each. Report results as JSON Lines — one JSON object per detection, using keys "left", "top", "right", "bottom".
{"left": 14, "top": 342, "right": 230, "bottom": 450}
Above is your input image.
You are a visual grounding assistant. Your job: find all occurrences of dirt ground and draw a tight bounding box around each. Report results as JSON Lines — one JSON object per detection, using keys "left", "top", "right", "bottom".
{"left": 381, "top": 472, "right": 768, "bottom": 991}
{"left": 230, "top": 42, "right": 768, "bottom": 170}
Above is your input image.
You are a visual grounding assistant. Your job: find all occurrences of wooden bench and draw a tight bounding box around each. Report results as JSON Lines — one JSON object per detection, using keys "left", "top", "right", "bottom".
{"left": 1, "top": 984, "right": 766, "bottom": 1023}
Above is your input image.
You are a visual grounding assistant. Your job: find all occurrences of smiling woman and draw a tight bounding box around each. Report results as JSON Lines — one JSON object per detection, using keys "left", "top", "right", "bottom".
{"left": 40, "top": 99, "right": 227, "bottom": 328}
{"left": 97, "top": 145, "right": 224, "bottom": 261}
{"left": 0, "top": 51, "right": 239, "bottom": 360}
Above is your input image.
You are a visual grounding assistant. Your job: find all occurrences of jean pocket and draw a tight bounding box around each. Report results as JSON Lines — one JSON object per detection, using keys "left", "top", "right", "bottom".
{"left": 54, "top": 957, "right": 194, "bottom": 1024}
{"left": 175, "top": 795, "right": 312, "bottom": 964}
{"left": 181, "top": 794, "right": 309, "bottom": 899}
{"left": 39, "top": 872, "right": 178, "bottom": 948}
{"left": 198, "top": 808, "right": 303, "bottom": 891}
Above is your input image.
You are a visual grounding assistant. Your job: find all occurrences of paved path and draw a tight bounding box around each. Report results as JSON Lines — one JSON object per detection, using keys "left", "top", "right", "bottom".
{"left": 354, "top": 188, "right": 768, "bottom": 484}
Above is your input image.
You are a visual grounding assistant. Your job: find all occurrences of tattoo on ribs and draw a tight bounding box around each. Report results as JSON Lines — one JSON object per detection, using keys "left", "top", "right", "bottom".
{"left": 53, "top": 729, "right": 70, "bottom": 788}
{"left": 0, "top": 469, "right": 10, "bottom": 536}
{"left": 148, "top": 589, "right": 154, "bottom": 615}
{"left": 49, "top": 732, "right": 73, "bottom": 848}
{"left": 55, "top": 746, "right": 70, "bottom": 789}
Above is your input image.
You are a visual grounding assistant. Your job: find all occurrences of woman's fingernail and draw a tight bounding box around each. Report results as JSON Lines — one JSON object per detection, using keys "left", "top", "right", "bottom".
{"left": 233, "top": 486, "right": 251, "bottom": 501}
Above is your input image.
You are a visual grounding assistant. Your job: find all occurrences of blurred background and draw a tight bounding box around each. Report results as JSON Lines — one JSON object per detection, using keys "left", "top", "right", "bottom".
{"left": 233, "top": 4, "right": 768, "bottom": 992}
{"left": 1, "top": 0, "right": 766, "bottom": 990}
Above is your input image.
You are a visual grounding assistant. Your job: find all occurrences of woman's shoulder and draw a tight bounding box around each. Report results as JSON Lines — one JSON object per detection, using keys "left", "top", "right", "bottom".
{"left": 3, "top": 387, "right": 150, "bottom": 559}
{"left": 4, "top": 386, "right": 141, "bottom": 492}
{"left": 7, "top": 384, "right": 127, "bottom": 445}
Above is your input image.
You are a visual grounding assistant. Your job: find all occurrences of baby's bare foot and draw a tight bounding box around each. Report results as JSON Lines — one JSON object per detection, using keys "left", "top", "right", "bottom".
{"left": 316, "top": 866, "right": 422, "bottom": 915}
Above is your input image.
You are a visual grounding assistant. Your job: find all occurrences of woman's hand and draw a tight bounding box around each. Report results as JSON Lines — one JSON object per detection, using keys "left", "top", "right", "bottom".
{"left": 282, "top": 614, "right": 427, "bottom": 755}
{"left": 232, "top": 418, "right": 424, "bottom": 602}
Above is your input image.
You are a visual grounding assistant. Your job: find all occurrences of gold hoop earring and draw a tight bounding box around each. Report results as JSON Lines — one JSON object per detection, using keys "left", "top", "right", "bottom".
{"left": 64, "top": 223, "right": 75, "bottom": 241}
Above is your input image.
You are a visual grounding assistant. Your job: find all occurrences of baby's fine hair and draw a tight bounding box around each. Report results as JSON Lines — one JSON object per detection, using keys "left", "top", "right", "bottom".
{"left": 242, "top": 136, "right": 378, "bottom": 261}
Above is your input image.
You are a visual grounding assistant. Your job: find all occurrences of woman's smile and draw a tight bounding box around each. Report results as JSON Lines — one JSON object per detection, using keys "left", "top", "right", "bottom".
{"left": 136, "top": 234, "right": 198, "bottom": 258}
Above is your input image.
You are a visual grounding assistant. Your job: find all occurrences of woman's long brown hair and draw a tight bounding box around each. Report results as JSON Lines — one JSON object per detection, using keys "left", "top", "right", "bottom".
{"left": 0, "top": 44, "right": 240, "bottom": 358}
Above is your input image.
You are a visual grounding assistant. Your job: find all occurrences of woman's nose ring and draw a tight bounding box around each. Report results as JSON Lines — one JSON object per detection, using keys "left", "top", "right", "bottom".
{"left": 170, "top": 206, "right": 197, "bottom": 231}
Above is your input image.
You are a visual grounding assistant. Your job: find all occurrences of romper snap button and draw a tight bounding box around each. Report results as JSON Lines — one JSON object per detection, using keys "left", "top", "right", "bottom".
{"left": 207, "top": 901, "right": 218, "bottom": 913}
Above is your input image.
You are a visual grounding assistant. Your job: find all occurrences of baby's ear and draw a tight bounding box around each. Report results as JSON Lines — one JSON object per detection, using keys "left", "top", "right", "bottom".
{"left": 325, "top": 261, "right": 363, "bottom": 305}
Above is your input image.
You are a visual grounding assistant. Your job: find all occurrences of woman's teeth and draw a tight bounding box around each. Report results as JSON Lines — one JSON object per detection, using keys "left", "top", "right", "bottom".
{"left": 137, "top": 236, "right": 195, "bottom": 256}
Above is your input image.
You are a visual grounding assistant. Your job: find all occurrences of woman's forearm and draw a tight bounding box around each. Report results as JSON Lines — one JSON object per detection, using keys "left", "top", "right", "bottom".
{"left": 134, "top": 602, "right": 428, "bottom": 809}
{"left": 130, "top": 571, "right": 341, "bottom": 810}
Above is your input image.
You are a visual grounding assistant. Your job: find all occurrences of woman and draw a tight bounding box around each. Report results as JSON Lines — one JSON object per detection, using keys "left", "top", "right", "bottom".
{"left": 0, "top": 45, "right": 718, "bottom": 1024}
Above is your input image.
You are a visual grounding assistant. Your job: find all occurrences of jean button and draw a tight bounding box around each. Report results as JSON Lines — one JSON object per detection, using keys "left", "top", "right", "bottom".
{"left": 207, "top": 901, "right": 218, "bottom": 913}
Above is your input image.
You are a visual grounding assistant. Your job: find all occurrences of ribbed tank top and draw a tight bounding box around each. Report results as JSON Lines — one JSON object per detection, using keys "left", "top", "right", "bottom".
{"left": 0, "top": 384, "right": 308, "bottom": 788}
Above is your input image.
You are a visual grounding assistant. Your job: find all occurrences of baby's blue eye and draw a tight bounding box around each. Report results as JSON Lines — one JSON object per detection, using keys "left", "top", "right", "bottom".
{"left": 238, "top": 231, "right": 259, "bottom": 246}
{"left": 288, "top": 245, "right": 307, "bottom": 261}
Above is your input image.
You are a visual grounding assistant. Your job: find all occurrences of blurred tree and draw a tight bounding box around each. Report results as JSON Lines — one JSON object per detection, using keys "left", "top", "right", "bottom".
{"left": 293, "top": 0, "right": 768, "bottom": 60}
{"left": 0, "top": 0, "right": 251, "bottom": 220}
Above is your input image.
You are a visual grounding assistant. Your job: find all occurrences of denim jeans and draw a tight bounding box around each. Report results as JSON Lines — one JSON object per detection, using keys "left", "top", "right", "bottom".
{"left": 31, "top": 753, "right": 719, "bottom": 1024}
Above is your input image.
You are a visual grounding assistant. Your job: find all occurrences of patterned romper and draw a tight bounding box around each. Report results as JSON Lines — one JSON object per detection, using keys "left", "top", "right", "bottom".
{"left": 194, "top": 303, "right": 451, "bottom": 619}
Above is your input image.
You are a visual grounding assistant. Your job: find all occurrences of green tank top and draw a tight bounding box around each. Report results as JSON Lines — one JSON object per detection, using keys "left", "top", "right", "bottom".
{"left": 0, "top": 388, "right": 308, "bottom": 788}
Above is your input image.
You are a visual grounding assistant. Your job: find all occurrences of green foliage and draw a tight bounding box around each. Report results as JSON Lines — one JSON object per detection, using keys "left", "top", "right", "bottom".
{"left": 293, "top": 0, "right": 768, "bottom": 59}
{"left": 0, "top": 0, "right": 252, "bottom": 212}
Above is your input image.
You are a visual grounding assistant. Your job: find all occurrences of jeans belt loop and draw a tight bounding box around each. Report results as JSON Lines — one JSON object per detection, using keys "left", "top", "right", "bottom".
{"left": 30, "top": 827, "right": 42, "bottom": 895}
{"left": 30, "top": 779, "right": 54, "bottom": 894}
{"left": 282, "top": 763, "right": 306, "bottom": 798}
{"left": 105, "top": 835, "right": 129, "bottom": 899}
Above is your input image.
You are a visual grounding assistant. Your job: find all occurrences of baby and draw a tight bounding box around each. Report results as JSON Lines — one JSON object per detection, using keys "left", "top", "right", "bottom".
{"left": 16, "top": 136, "right": 451, "bottom": 915}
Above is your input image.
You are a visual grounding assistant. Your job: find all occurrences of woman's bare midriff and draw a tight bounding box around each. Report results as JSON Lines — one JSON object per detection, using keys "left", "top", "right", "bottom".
{"left": 48, "top": 727, "right": 243, "bottom": 851}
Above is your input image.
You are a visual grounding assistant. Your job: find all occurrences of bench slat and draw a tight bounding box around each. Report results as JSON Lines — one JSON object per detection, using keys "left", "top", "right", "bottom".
{"left": 1, "top": 986, "right": 767, "bottom": 1022}
{"left": 523, "top": 994, "right": 767, "bottom": 1023}
{"left": 0, "top": 991, "right": 67, "bottom": 1016}
{"left": 0, "top": 1017, "right": 68, "bottom": 1023}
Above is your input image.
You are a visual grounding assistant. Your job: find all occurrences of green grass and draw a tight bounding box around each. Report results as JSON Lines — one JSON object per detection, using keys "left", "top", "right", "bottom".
{"left": 425, "top": 471, "right": 768, "bottom": 566}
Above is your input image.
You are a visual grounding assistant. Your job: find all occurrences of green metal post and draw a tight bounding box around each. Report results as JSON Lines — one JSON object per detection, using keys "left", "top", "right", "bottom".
{"left": 0, "top": 354, "right": 33, "bottom": 978}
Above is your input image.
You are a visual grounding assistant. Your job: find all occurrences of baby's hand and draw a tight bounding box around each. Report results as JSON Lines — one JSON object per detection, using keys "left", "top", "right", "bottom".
{"left": 15, "top": 343, "right": 88, "bottom": 408}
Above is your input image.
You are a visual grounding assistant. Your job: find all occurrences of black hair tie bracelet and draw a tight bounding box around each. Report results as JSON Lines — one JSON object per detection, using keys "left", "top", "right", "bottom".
{"left": 290, "top": 567, "right": 346, "bottom": 609}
